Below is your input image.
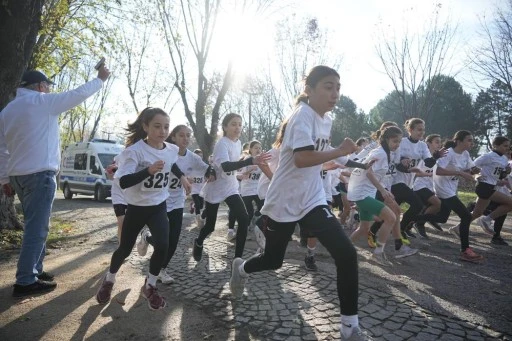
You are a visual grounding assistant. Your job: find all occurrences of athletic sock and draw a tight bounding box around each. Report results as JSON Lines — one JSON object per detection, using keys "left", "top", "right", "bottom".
{"left": 106, "top": 271, "right": 116, "bottom": 283}
{"left": 375, "top": 243, "right": 385, "bottom": 254}
{"left": 147, "top": 274, "right": 158, "bottom": 288}
{"left": 307, "top": 246, "right": 316, "bottom": 256}
{"left": 340, "top": 314, "right": 359, "bottom": 338}
{"left": 394, "top": 238, "right": 403, "bottom": 251}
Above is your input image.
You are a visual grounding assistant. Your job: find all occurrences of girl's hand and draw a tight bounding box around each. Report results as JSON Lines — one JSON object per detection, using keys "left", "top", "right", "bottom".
{"left": 323, "top": 161, "right": 340, "bottom": 171}
{"left": 434, "top": 148, "right": 448, "bottom": 159}
{"left": 148, "top": 160, "right": 165, "bottom": 175}
{"left": 469, "top": 166, "right": 481, "bottom": 175}
{"left": 253, "top": 151, "right": 272, "bottom": 166}
{"left": 338, "top": 138, "right": 358, "bottom": 156}
{"left": 181, "top": 176, "right": 192, "bottom": 195}
{"left": 459, "top": 171, "right": 475, "bottom": 182}
{"left": 401, "top": 158, "right": 411, "bottom": 167}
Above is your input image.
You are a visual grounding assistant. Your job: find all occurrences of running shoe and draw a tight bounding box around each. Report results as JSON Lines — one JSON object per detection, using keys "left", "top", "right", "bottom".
{"left": 141, "top": 278, "right": 166, "bottom": 310}
{"left": 136, "top": 227, "right": 151, "bottom": 257}
{"left": 158, "top": 269, "right": 175, "bottom": 284}
{"left": 304, "top": 255, "right": 318, "bottom": 271}
{"left": 367, "top": 232, "right": 377, "bottom": 248}
{"left": 340, "top": 326, "right": 373, "bottom": 340}
{"left": 192, "top": 238, "right": 203, "bottom": 262}
{"left": 37, "top": 271, "right": 55, "bottom": 282}
{"left": 395, "top": 245, "right": 419, "bottom": 258}
{"left": 491, "top": 236, "right": 508, "bottom": 246}
{"left": 477, "top": 216, "right": 494, "bottom": 235}
{"left": 427, "top": 221, "right": 443, "bottom": 232}
{"left": 413, "top": 223, "right": 429, "bottom": 239}
{"left": 400, "top": 231, "right": 411, "bottom": 246}
{"left": 96, "top": 276, "right": 114, "bottom": 304}
{"left": 449, "top": 224, "right": 460, "bottom": 237}
{"left": 371, "top": 251, "right": 391, "bottom": 266}
{"left": 460, "top": 248, "right": 484, "bottom": 263}
{"left": 226, "top": 229, "right": 237, "bottom": 242}
{"left": 229, "top": 258, "right": 247, "bottom": 299}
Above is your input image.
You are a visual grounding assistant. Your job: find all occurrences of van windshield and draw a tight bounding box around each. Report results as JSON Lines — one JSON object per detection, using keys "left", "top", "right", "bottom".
{"left": 98, "top": 154, "right": 117, "bottom": 169}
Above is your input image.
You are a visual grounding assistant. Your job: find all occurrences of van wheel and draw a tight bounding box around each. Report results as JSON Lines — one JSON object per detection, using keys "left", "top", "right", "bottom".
{"left": 63, "top": 183, "right": 73, "bottom": 199}
{"left": 94, "top": 185, "right": 107, "bottom": 202}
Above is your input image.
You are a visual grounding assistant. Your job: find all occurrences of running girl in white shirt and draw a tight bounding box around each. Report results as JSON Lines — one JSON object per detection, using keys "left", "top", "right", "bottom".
{"left": 433, "top": 130, "right": 483, "bottom": 263}
{"left": 470, "top": 137, "right": 512, "bottom": 235}
{"left": 229, "top": 66, "right": 370, "bottom": 341}
{"left": 106, "top": 155, "right": 126, "bottom": 245}
{"left": 137, "top": 125, "right": 213, "bottom": 284}
{"left": 190, "top": 149, "right": 207, "bottom": 227}
{"left": 348, "top": 126, "right": 407, "bottom": 265}
{"left": 238, "top": 140, "right": 264, "bottom": 228}
{"left": 193, "top": 113, "right": 271, "bottom": 261}
{"left": 95, "top": 107, "right": 179, "bottom": 310}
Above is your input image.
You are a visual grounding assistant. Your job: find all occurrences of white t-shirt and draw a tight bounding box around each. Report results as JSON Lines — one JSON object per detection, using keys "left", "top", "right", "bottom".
{"left": 354, "top": 140, "right": 378, "bottom": 161}
{"left": 433, "top": 148, "right": 475, "bottom": 199}
{"left": 239, "top": 164, "right": 262, "bottom": 197}
{"left": 166, "top": 149, "right": 209, "bottom": 211}
{"left": 321, "top": 169, "right": 333, "bottom": 202}
{"left": 382, "top": 149, "right": 400, "bottom": 190}
{"left": 474, "top": 151, "right": 509, "bottom": 186}
{"left": 412, "top": 159, "right": 435, "bottom": 192}
{"left": 201, "top": 136, "right": 242, "bottom": 204}
{"left": 347, "top": 147, "right": 389, "bottom": 201}
{"left": 393, "top": 137, "right": 431, "bottom": 187}
{"left": 331, "top": 168, "right": 342, "bottom": 195}
{"left": 257, "top": 148, "right": 280, "bottom": 200}
{"left": 110, "top": 154, "right": 127, "bottom": 206}
{"left": 260, "top": 102, "right": 331, "bottom": 222}
{"left": 115, "top": 140, "right": 178, "bottom": 206}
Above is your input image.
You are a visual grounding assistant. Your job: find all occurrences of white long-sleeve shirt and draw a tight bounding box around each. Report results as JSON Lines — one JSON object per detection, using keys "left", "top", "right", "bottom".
{"left": 0, "top": 78, "right": 103, "bottom": 184}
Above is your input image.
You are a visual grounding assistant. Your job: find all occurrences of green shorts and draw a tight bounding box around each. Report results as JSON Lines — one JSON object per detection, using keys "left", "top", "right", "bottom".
{"left": 355, "top": 197, "right": 386, "bottom": 222}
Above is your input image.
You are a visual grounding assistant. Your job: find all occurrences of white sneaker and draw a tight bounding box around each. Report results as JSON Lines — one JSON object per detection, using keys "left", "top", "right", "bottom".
{"left": 477, "top": 216, "right": 494, "bottom": 235}
{"left": 158, "top": 269, "right": 175, "bottom": 284}
{"left": 137, "top": 227, "right": 151, "bottom": 256}
{"left": 395, "top": 245, "right": 419, "bottom": 258}
{"left": 371, "top": 251, "right": 391, "bottom": 266}
{"left": 195, "top": 214, "right": 204, "bottom": 228}
{"left": 254, "top": 225, "right": 266, "bottom": 250}
{"left": 449, "top": 224, "right": 460, "bottom": 237}
{"left": 229, "top": 258, "right": 247, "bottom": 298}
{"left": 340, "top": 325, "right": 373, "bottom": 340}
{"left": 227, "top": 229, "right": 237, "bottom": 242}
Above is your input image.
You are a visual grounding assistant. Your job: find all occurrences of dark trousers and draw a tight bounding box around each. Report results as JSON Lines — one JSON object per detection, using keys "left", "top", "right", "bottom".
{"left": 244, "top": 205, "right": 359, "bottom": 316}
{"left": 198, "top": 194, "right": 249, "bottom": 258}
{"left": 434, "top": 196, "right": 472, "bottom": 251}
{"left": 147, "top": 208, "right": 184, "bottom": 268}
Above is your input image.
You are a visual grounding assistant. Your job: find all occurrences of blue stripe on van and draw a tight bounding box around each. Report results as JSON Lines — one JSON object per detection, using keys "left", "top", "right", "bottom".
{"left": 60, "top": 175, "right": 106, "bottom": 183}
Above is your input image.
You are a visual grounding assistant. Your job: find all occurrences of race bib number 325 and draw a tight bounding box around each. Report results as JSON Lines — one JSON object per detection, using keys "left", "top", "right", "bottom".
{"left": 142, "top": 172, "right": 170, "bottom": 191}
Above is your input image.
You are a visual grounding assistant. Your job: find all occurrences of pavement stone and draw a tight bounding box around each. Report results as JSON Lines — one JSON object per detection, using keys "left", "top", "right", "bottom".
{"left": 124, "top": 211, "right": 511, "bottom": 340}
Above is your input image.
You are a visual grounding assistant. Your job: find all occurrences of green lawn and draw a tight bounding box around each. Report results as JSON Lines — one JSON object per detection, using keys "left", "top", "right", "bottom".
{"left": 0, "top": 217, "right": 75, "bottom": 249}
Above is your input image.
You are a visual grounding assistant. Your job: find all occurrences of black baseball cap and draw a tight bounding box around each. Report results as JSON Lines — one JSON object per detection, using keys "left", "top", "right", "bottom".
{"left": 20, "top": 70, "right": 56, "bottom": 87}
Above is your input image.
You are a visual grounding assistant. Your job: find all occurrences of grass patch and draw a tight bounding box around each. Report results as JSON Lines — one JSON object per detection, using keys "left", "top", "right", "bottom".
{"left": 0, "top": 217, "right": 77, "bottom": 249}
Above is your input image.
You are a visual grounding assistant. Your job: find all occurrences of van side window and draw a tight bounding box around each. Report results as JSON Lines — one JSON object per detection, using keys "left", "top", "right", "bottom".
{"left": 89, "top": 156, "right": 102, "bottom": 175}
{"left": 74, "top": 153, "right": 87, "bottom": 170}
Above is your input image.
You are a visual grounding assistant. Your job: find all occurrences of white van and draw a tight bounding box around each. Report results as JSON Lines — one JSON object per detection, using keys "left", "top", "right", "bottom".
{"left": 59, "top": 139, "right": 124, "bottom": 201}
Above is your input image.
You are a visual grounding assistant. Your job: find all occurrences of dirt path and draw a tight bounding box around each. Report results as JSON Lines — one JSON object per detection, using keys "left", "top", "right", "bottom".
{"left": 0, "top": 193, "right": 511, "bottom": 340}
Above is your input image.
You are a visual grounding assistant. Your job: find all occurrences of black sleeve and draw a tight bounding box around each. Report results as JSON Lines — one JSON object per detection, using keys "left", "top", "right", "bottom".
{"left": 119, "top": 168, "right": 151, "bottom": 189}
{"left": 345, "top": 159, "right": 367, "bottom": 169}
{"left": 293, "top": 145, "right": 315, "bottom": 153}
{"left": 221, "top": 157, "right": 253, "bottom": 172}
{"left": 396, "top": 163, "right": 410, "bottom": 173}
{"left": 204, "top": 165, "right": 215, "bottom": 178}
{"left": 171, "top": 163, "right": 184, "bottom": 178}
{"left": 424, "top": 157, "right": 437, "bottom": 168}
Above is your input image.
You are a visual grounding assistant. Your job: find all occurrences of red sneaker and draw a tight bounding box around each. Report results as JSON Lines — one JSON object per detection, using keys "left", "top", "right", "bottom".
{"left": 141, "top": 278, "right": 166, "bottom": 310}
{"left": 96, "top": 276, "right": 114, "bottom": 304}
{"left": 460, "top": 248, "right": 484, "bottom": 263}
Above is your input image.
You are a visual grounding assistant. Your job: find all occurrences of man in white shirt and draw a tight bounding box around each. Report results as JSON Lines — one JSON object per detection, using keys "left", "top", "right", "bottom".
{"left": 0, "top": 66, "right": 110, "bottom": 297}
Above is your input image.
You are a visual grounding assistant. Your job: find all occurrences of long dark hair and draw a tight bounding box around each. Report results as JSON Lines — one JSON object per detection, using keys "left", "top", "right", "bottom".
{"left": 221, "top": 113, "right": 242, "bottom": 136}
{"left": 371, "top": 121, "right": 398, "bottom": 140}
{"left": 273, "top": 119, "right": 289, "bottom": 149}
{"left": 166, "top": 124, "right": 189, "bottom": 144}
{"left": 125, "top": 107, "right": 168, "bottom": 147}
{"left": 295, "top": 65, "right": 339, "bottom": 106}
{"left": 444, "top": 130, "right": 472, "bottom": 149}
{"left": 379, "top": 126, "right": 403, "bottom": 163}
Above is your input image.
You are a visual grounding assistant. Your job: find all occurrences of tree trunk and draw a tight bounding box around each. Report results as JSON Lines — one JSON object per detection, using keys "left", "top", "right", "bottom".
{"left": 0, "top": 0, "right": 44, "bottom": 231}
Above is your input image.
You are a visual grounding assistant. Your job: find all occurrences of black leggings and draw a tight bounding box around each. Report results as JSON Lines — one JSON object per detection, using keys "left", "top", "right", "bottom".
{"left": 198, "top": 194, "right": 249, "bottom": 258}
{"left": 244, "top": 205, "right": 358, "bottom": 316}
{"left": 433, "top": 196, "right": 472, "bottom": 251}
{"left": 243, "top": 195, "right": 263, "bottom": 221}
{"left": 147, "top": 208, "right": 183, "bottom": 269}
{"left": 192, "top": 194, "right": 204, "bottom": 215}
{"left": 486, "top": 201, "right": 506, "bottom": 237}
{"left": 110, "top": 201, "right": 169, "bottom": 276}
{"left": 391, "top": 183, "right": 425, "bottom": 231}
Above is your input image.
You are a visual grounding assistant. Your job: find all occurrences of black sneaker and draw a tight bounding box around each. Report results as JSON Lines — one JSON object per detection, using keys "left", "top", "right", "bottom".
{"left": 413, "top": 223, "right": 429, "bottom": 239}
{"left": 13, "top": 280, "right": 57, "bottom": 298}
{"left": 491, "top": 236, "right": 509, "bottom": 246}
{"left": 193, "top": 238, "right": 203, "bottom": 262}
{"left": 427, "top": 221, "right": 443, "bottom": 232}
{"left": 304, "top": 255, "right": 318, "bottom": 271}
{"left": 37, "top": 271, "right": 55, "bottom": 282}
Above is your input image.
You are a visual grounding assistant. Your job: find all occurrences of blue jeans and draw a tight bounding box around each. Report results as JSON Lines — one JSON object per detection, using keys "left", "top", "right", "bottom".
{"left": 10, "top": 171, "right": 56, "bottom": 285}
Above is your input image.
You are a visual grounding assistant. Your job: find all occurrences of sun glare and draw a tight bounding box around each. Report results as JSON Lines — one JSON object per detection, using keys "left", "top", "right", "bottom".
{"left": 212, "top": 10, "right": 274, "bottom": 79}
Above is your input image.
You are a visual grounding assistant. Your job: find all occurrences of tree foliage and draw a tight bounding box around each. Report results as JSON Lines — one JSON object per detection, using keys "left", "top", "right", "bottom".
{"left": 331, "top": 95, "right": 373, "bottom": 146}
